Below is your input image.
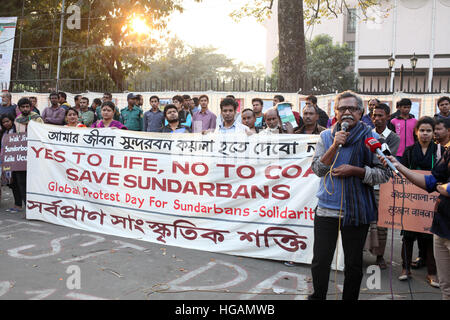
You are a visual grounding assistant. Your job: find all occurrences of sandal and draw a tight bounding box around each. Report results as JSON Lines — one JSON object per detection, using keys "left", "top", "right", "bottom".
{"left": 426, "top": 275, "right": 440, "bottom": 288}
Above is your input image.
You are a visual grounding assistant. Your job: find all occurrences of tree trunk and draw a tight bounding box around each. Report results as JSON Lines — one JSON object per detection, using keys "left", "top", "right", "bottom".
{"left": 278, "top": 0, "right": 307, "bottom": 93}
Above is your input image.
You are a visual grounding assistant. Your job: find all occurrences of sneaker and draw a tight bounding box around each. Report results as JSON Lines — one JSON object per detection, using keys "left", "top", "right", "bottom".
{"left": 426, "top": 275, "right": 440, "bottom": 288}
{"left": 6, "top": 208, "right": 19, "bottom": 212}
{"left": 398, "top": 269, "right": 411, "bottom": 281}
{"left": 284, "top": 261, "right": 295, "bottom": 267}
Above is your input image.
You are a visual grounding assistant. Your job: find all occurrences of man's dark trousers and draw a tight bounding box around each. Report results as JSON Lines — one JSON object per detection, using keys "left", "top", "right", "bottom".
{"left": 310, "top": 215, "right": 369, "bottom": 300}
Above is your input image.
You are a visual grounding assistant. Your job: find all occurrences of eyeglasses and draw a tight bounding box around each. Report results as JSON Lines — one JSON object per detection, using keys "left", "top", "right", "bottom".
{"left": 337, "top": 106, "right": 360, "bottom": 113}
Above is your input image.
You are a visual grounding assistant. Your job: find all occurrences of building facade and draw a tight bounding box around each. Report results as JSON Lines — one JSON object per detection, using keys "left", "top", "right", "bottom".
{"left": 265, "top": 0, "right": 450, "bottom": 92}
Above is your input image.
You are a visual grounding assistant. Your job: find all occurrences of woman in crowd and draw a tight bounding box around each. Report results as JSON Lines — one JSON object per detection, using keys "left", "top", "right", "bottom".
{"left": 398, "top": 116, "right": 442, "bottom": 288}
{"left": 379, "top": 124, "right": 450, "bottom": 299}
{"left": 0, "top": 114, "right": 22, "bottom": 213}
{"left": 64, "top": 107, "right": 86, "bottom": 128}
{"left": 91, "top": 101, "right": 127, "bottom": 129}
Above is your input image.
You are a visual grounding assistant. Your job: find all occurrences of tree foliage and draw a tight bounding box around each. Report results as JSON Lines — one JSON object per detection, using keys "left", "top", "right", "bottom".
{"left": 269, "top": 34, "right": 357, "bottom": 92}
{"left": 306, "top": 34, "right": 357, "bottom": 92}
{"left": 231, "top": 0, "right": 386, "bottom": 92}
{"left": 129, "top": 37, "right": 265, "bottom": 83}
{"left": 0, "top": 0, "right": 200, "bottom": 89}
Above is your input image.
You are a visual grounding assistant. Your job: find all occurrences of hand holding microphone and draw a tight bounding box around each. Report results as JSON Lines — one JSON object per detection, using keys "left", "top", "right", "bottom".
{"left": 365, "top": 137, "right": 400, "bottom": 175}
{"left": 334, "top": 122, "right": 350, "bottom": 149}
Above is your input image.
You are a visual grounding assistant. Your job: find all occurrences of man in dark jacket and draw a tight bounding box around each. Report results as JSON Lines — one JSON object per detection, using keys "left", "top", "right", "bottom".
{"left": 306, "top": 95, "right": 329, "bottom": 128}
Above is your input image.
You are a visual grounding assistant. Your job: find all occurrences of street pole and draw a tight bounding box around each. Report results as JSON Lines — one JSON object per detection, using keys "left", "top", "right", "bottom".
{"left": 56, "top": 0, "right": 66, "bottom": 92}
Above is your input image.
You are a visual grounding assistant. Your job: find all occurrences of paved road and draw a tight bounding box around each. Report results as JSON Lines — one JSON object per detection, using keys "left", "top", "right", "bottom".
{"left": 0, "top": 187, "right": 442, "bottom": 301}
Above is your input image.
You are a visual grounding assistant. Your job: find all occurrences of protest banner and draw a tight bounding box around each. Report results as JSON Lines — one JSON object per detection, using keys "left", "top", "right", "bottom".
{"left": 0, "top": 17, "right": 17, "bottom": 89}
{"left": 1, "top": 133, "right": 27, "bottom": 173}
{"left": 25, "top": 122, "right": 345, "bottom": 269}
{"left": 378, "top": 171, "right": 437, "bottom": 234}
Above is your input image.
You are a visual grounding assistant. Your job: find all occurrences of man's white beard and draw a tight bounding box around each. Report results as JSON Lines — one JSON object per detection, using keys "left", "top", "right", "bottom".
{"left": 267, "top": 126, "right": 279, "bottom": 133}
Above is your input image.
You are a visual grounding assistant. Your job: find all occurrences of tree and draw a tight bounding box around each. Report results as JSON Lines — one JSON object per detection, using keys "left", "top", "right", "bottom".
{"left": 231, "top": 0, "right": 386, "bottom": 92}
{"left": 306, "top": 34, "right": 356, "bottom": 92}
{"left": 0, "top": 0, "right": 200, "bottom": 90}
{"left": 129, "top": 37, "right": 265, "bottom": 84}
{"left": 269, "top": 34, "right": 356, "bottom": 93}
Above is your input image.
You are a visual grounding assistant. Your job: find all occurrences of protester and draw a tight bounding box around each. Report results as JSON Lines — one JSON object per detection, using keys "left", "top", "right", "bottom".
{"left": 0, "top": 114, "right": 15, "bottom": 142}
{"left": 434, "top": 118, "right": 450, "bottom": 158}
{"left": 41, "top": 92, "right": 66, "bottom": 125}
{"left": 160, "top": 104, "right": 191, "bottom": 133}
{"left": 252, "top": 98, "right": 266, "bottom": 129}
{"left": 327, "top": 116, "right": 337, "bottom": 128}
{"left": 90, "top": 98, "right": 102, "bottom": 122}
{"left": 73, "top": 95, "right": 82, "bottom": 112}
{"left": 273, "top": 95, "right": 301, "bottom": 128}
{"left": 216, "top": 98, "right": 249, "bottom": 134}
{"left": 378, "top": 135, "right": 450, "bottom": 300}
{"left": 273, "top": 94, "right": 284, "bottom": 106}
{"left": 172, "top": 95, "right": 189, "bottom": 127}
{"left": 135, "top": 94, "right": 144, "bottom": 109}
{"left": 91, "top": 101, "right": 127, "bottom": 129}
{"left": 8, "top": 98, "right": 43, "bottom": 213}
{"left": 14, "top": 97, "right": 44, "bottom": 132}
{"left": 434, "top": 96, "right": 450, "bottom": 121}
{"left": 143, "top": 95, "right": 164, "bottom": 132}
{"left": 241, "top": 108, "right": 259, "bottom": 134}
{"left": 309, "top": 90, "right": 389, "bottom": 300}
{"left": 398, "top": 117, "right": 442, "bottom": 288}
{"left": 120, "top": 93, "right": 143, "bottom": 131}
{"left": 192, "top": 97, "right": 200, "bottom": 113}
{"left": 79, "top": 97, "right": 95, "bottom": 127}
{"left": 0, "top": 92, "right": 17, "bottom": 118}
{"left": 361, "top": 98, "right": 379, "bottom": 128}
{"left": 305, "top": 95, "right": 330, "bottom": 128}
{"left": 0, "top": 113, "right": 21, "bottom": 212}
{"left": 259, "top": 108, "right": 294, "bottom": 135}
{"left": 29, "top": 96, "right": 41, "bottom": 115}
{"left": 58, "top": 92, "right": 71, "bottom": 110}
{"left": 368, "top": 103, "right": 400, "bottom": 269}
{"left": 99, "top": 92, "right": 120, "bottom": 121}
{"left": 192, "top": 95, "right": 216, "bottom": 133}
{"left": 65, "top": 108, "right": 86, "bottom": 128}
{"left": 182, "top": 94, "right": 195, "bottom": 113}
{"left": 294, "top": 105, "right": 326, "bottom": 134}
{"left": 391, "top": 98, "right": 417, "bottom": 158}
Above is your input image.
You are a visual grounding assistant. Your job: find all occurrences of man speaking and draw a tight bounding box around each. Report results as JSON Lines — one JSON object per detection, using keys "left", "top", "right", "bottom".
{"left": 309, "top": 91, "right": 390, "bottom": 300}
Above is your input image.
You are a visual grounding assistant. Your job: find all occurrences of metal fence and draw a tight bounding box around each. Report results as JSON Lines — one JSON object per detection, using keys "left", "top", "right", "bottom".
{"left": 2, "top": 76, "right": 449, "bottom": 95}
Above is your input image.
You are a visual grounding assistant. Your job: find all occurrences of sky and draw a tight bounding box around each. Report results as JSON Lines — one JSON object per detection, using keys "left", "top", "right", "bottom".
{"left": 165, "top": 0, "right": 267, "bottom": 68}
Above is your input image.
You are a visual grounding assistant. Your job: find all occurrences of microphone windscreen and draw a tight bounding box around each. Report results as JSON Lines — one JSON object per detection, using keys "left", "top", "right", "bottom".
{"left": 365, "top": 137, "right": 382, "bottom": 153}
{"left": 341, "top": 122, "right": 349, "bottom": 132}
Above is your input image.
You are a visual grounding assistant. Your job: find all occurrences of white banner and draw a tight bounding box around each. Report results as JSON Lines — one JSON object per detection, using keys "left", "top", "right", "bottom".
{"left": 0, "top": 17, "right": 17, "bottom": 90}
{"left": 26, "top": 122, "right": 345, "bottom": 269}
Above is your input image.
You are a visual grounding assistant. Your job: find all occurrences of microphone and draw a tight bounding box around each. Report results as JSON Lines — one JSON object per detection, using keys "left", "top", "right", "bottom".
{"left": 338, "top": 122, "right": 349, "bottom": 148}
{"left": 365, "top": 137, "right": 400, "bottom": 175}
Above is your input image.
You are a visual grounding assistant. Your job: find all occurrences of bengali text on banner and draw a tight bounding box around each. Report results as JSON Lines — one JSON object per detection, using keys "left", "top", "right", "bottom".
{"left": 25, "top": 121, "right": 347, "bottom": 268}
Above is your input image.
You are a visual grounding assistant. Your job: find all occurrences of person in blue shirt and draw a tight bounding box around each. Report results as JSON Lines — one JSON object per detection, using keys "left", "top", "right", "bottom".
{"left": 361, "top": 98, "right": 379, "bottom": 128}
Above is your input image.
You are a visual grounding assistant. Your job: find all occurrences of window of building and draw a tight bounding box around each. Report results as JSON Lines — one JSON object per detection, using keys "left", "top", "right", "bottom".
{"left": 347, "top": 8, "right": 357, "bottom": 33}
{"left": 346, "top": 41, "right": 355, "bottom": 66}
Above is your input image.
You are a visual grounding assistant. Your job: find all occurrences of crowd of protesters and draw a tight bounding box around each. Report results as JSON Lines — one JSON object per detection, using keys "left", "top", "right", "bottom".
{"left": 0, "top": 89, "right": 449, "bottom": 300}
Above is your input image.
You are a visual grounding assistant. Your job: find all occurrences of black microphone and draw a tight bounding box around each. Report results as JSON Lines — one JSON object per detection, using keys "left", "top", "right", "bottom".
{"left": 338, "top": 122, "right": 349, "bottom": 148}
